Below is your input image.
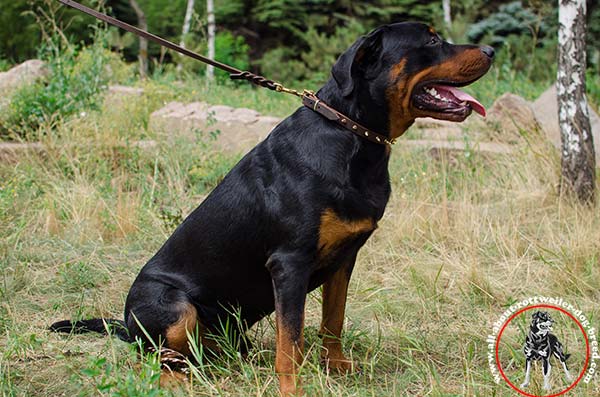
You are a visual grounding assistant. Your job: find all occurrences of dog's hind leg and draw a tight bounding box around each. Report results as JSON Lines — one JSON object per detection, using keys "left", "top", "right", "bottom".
{"left": 125, "top": 283, "right": 210, "bottom": 356}
{"left": 542, "top": 358, "right": 552, "bottom": 391}
{"left": 521, "top": 358, "right": 532, "bottom": 388}
{"left": 554, "top": 351, "right": 573, "bottom": 382}
{"left": 553, "top": 341, "right": 573, "bottom": 382}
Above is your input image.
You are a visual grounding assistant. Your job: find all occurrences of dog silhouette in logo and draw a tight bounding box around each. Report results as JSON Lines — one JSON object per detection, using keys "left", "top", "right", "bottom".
{"left": 521, "top": 311, "right": 573, "bottom": 390}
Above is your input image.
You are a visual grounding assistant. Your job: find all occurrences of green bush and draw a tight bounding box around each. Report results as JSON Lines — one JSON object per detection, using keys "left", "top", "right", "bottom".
{"left": 588, "top": 70, "right": 600, "bottom": 112}
{"left": 213, "top": 31, "right": 251, "bottom": 81}
{"left": 1, "top": 36, "right": 112, "bottom": 139}
{"left": 0, "top": 58, "right": 10, "bottom": 72}
{"left": 178, "top": 31, "right": 250, "bottom": 82}
{"left": 259, "top": 20, "right": 367, "bottom": 86}
{"left": 467, "top": 2, "right": 552, "bottom": 47}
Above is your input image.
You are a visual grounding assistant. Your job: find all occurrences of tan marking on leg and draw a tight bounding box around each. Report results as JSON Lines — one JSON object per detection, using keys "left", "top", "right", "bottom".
{"left": 275, "top": 312, "right": 305, "bottom": 396}
{"left": 165, "top": 302, "right": 198, "bottom": 356}
{"left": 320, "top": 267, "right": 357, "bottom": 373}
{"left": 159, "top": 368, "right": 189, "bottom": 389}
{"left": 318, "top": 209, "right": 375, "bottom": 259}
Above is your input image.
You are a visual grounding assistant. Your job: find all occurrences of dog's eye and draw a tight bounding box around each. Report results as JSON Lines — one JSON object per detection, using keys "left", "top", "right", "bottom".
{"left": 427, "top": 36, "right": 440, "bottom": 46}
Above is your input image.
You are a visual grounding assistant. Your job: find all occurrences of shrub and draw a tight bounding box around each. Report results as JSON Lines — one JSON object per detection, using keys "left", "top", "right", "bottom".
{"left": 178, "top": 31, "right": 250, "bottom": 83}
{"left": 259, "top": 20, "right": 367, "bottom": 86}
{"left": 0, "top": 58, "right": 10, "bottom": 72}
{"left": 467, "top": 2, "right": 552, "bottom": 47}
{"left": 1, "top": 34, "right": 112, "bottom": 139}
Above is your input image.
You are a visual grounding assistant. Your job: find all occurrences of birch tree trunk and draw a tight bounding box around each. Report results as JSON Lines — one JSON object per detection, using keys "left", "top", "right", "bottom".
{"left": 129, "top": 0, "right": 148, "bottom": 78}
{"left": 443, "top": 0, "right": 452, "bottom": 32}
{"left": 206, "top": 0, "right": 215, "bottom": 81}
{"left": 557, "top": 0, "right": 595, "bottom": 203}
{"left": 177, "top": 0, "right": 195, "bottom": 72}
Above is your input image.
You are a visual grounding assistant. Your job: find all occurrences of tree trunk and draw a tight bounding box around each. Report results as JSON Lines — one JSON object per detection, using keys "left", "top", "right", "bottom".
{"left": 443, "top": 0, "right": 452, "bottom": 31}
{"left": 177, "top": 0, "right": 195, "bottom": 72}
{"left": 206, "top": 0, "right": 215, "bottom": 81}
{"left": 557, "top": 0, "right": 595, "bottom": 203}
{"left": 129, "top": 0, "right": 148, "bottom": 78}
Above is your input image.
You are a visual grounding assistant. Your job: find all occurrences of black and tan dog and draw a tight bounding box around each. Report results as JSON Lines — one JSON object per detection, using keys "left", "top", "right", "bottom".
{"left": 521, "top": 311, "right": 573, "bottom": 390}
{"left": 51, "top": 22, "right": 493, "bottom": 395}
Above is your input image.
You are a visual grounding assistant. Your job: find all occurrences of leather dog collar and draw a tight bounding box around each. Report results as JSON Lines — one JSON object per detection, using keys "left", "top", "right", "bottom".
{"left": 302, "top": 92, "right": 395, "bottom": 146}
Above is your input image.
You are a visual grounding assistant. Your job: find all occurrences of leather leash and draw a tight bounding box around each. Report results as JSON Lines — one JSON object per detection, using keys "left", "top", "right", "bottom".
{"left": 56, "top": 0, "right": 394, "bottom": 146}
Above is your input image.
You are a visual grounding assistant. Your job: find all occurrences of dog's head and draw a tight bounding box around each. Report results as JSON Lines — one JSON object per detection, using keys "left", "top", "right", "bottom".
{"left": 531, "top": 311, "right": 554, "bottom": 335}
{"left": 328, "top": 22, "right": 493, "bottom": 140}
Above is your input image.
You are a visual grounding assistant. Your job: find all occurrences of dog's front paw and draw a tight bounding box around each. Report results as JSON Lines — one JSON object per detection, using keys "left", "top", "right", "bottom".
{"left": 321, "top": 356, "right": 361, "bottom": 374}
{"left": 543, "top": 382, "right": 552, "bottom": 391}
{"left": 520, "top": 381, "right": 529, "bottom": 389}
{"left": 565, "top": 372, "right": 574, "bottom": 382}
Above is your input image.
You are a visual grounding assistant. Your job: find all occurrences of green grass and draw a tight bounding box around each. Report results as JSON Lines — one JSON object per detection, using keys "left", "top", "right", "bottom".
{"left": 1, "top": 49, "right": 600, "bottom": 396}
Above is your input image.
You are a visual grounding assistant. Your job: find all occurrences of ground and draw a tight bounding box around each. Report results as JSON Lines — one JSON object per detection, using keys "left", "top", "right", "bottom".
{"left": 1, "top": 80, "right": 599, "bottom": 397}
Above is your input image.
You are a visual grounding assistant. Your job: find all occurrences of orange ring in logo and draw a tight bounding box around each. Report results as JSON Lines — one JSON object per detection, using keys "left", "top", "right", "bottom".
{"left": 495, "top": 304, "right": 591, "bottom": 397}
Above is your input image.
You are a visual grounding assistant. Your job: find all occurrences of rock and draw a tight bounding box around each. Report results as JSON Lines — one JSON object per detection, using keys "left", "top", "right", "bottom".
{"left": 103, "top": 85, "right": 144, "bottom": 108}
{"left": 108, "top": 85, "right": 144, "bottom": 96}
{"left": 413, "top": 118, "right": 463, "bottom": 130}
{"left": 0, "top": 60, "right": 48, "bottom": 92}
{"left": 532, "top": 85, "right": 600, "bottom": 159}
{"left": 486, "top": 93, "right": 540, "bottom": 142}
{"left": 412, "top": 117, "right": 465, "bottom": 140}
{"left": 402, "top": 139, "right": 513, "bottom": 154}
{"left": 149, "top": 101, "right": 282, "bottom": 154}
{"left": 0, "top": 142, "right": 44, "bottom": 163}
{"left": 0, "top": 140, "right": 156, "bottom": 163}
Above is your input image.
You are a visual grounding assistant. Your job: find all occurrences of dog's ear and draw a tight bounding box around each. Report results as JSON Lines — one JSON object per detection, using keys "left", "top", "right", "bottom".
{"left": 331, "top": 26, "right": 387, "bottom": 97}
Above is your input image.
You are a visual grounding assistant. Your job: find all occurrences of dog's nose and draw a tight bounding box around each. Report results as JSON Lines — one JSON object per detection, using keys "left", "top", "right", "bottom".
{"left": 481, "top": 46, "right": 495, "bottom": 59}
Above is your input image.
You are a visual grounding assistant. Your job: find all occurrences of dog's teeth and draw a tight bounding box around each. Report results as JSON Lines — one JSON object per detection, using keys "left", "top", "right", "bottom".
{"left": 430, "top": 88, "right": 438, "bottom": 95}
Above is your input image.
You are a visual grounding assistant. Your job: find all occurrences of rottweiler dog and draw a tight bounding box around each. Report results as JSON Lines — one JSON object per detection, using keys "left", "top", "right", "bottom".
{"left": 521, "top": 311, "right": 573, "bottom": 390}
{"left": 51, "top": 22, "right": 493, "bottom": 395}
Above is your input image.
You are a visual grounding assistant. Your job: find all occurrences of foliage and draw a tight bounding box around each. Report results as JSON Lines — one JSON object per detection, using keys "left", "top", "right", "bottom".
{"left": 1, "top": 34, "right": 113, "bottom": 138}
{"left": 259, "top": 20, "right": 367, "bottom": 85}
{"left": 587, "top": 70, "right": 600, "bottom": 112}
{"left": 0, "top": 1, "right": 41, "bottom": 62}
{"left": 467, "top": 1, "right": 552, "bottom": 46}
{"left": 0, "top": 58, "right": 11, "bottom": 72}
{"left": 79, "top": 352, "right": 165, "bottom": 397}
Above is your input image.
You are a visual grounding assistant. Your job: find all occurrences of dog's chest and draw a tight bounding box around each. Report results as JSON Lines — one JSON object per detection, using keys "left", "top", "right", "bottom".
{"left": 316, "top": 209, "right": 376, "bottom": 263}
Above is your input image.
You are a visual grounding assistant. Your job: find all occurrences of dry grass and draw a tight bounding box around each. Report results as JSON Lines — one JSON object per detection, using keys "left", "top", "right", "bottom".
{"left": 1, "top": 87, "right": 599, "bottom": 397}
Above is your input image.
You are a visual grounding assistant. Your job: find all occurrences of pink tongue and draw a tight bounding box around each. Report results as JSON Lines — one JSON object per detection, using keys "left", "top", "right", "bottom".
{"left": 432, "top": 85, "right": 486, "bottom": 117}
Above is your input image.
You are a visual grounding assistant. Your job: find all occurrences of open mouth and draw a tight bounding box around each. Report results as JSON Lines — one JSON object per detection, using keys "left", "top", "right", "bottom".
{"left": 412, "top": 82, "right": 486, "bottom": 121}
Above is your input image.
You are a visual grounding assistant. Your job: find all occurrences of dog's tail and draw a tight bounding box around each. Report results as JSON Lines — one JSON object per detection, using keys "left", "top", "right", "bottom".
{"left": 49, "top": 319, "right": 131, "bottom": 342}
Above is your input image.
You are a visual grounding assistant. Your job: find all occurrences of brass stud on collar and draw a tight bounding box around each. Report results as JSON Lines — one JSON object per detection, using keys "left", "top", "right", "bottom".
{"left": 352, "top": 125, "right": 357, "bottom": 130}
{"left": 376, "top": 137, "right": 381, "bottom": 142}
{"left": 341, "top": 118, "right": 347, "bottom": 123}
{"left": 365, "top": 132, "right": 369, "bottom": 137}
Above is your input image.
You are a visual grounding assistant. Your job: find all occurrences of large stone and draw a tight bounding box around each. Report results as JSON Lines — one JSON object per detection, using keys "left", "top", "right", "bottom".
{"left": 149, "top": 101, "right": 282, "bottom": 153}
{"left": 103, "top": 85, "right": 144, "bottom": 108}
{"left": 412, "top": 117, "right": 465, "bottom": 140}
{"left": 532, "top": 85, "right": 600, "bottom": 159}
{"left": 486, "top": 93, "right": 540, "bottom": 142}
{"left": 0, "top": 60, "right": 48, "bottom": 92}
